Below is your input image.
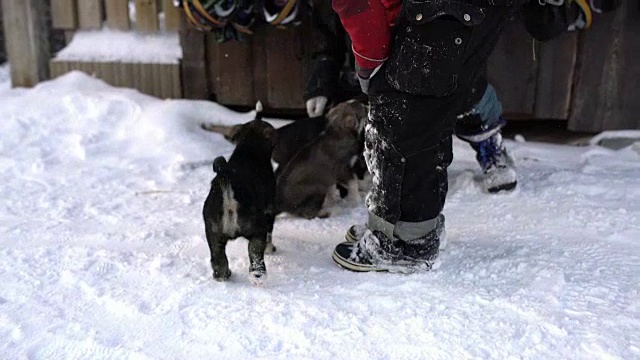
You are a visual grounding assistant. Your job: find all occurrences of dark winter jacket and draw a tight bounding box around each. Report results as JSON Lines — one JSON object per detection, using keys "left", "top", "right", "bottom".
{"left": 332, "top": 0, "right": 568, "bottom": 71}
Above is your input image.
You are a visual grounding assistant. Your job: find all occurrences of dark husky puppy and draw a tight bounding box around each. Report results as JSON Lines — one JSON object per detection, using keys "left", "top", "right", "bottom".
{"left": 272, "top": 117, "right": 328, "bottom": 169}
{"left": 202, "top": 104, "right": 277, "bottom": 285}
{"left": 275, "top": 100, "right": 368, "bottom": 219}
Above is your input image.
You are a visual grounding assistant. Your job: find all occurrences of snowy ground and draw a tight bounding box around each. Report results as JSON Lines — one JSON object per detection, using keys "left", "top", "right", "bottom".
{"left": 1, "top": 72, "right": 638, "bottom": 359}
{"left": 0, "top": 63, "right": 11, "bottom": 91}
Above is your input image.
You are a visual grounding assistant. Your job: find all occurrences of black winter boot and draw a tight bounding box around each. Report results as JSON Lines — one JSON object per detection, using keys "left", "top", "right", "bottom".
{"left": 332, "top": 227, "right": 440, "bottom": 273}
{"left": 344, "top": 214, "right": 447, "bottom": 250}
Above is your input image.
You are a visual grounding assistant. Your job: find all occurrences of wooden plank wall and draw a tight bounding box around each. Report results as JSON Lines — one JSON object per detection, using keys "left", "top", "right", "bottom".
{"left": 487, "top": 20, "right": 538, "bottom": 118}
{"left": 135, "top": 0, "right": 159, "bottom": 32}
{"left": 50, "top": 60, "right": 181, "bottom": 98}
{"left": 0, "top": 4, "right": 5, "bottom": 64}
{"left": 569, "top": 0, "right": 640, "bottom": 131}
{"left": 485, "top": 8, "right": 638, "bottom": 131}
{"left": 78, "top": 0, "right": 104, "bottom": 29}
{"left": 163, "top": 0, "right": 181, "bottom": 31}
{"left": 179, "top": 13, "right": 209, "bottom": 99}
{"left": 51, "top": 0, "right": 78, "bottom": 29}
{"left": 207, "top": 35, "right": 255, "bottom": 105}
{"left": 48, "top": 0, "right": 183, "bottom": 99}
{"left": 534, "top": 33, "right": 579, "bottom": 120}
{"left": 199, "top": 21, "right": 313, "bottom": 110}
{"left": 105, "top": 0, "right": 130, "bottom": 30}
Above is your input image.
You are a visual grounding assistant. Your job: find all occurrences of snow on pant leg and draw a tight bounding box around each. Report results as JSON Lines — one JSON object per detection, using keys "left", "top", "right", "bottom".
{"left": 364, "top": 69, "right": 459, "bottom": 239}
{"left": 361, "top": 4, "right": 516, "bottom": 240}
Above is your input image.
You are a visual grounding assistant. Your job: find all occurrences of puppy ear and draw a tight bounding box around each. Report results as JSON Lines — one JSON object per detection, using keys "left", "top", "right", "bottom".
{"left": 325, "top": 105, "right": 340, "bottom": 123}
{"left": 343, "top": 115, "right": 358, "bottom": 132}
{"left": 262, "top": 125, "right": 277, "bottom": 148}
{"left": 227, "top": 124, "right": 243, "bottom": 143}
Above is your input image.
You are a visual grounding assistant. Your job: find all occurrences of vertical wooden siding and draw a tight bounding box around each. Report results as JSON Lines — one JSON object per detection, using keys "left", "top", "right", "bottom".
{"left": 569, "top": 0, "right": 640, "bottom": 131}
{"left": 134, "top": 0, "right": 159, "bottom": 32}
{"left": 48, "top": 0, "right": 183, "bottom": 99}
{"left": 201, "top": 21, "right": 313, "bottom": 110}
{"left": 78, "top": 0, "right": 103, "bottom": 29}
{"left": 105, "top": 0, "right": 130, "bottom": 30}
{"left": 0, "top": 4, "right": 5, "bottom": 64}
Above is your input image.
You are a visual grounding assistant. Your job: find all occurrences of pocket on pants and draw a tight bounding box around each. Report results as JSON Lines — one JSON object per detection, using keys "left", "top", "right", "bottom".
{"left": 385, "top": 0, "right": 484, "bottom": 97}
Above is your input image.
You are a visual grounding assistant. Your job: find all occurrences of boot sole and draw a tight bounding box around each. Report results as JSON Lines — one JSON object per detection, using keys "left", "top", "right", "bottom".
{"left": 345, "top": 230, "right": 359, "bottom": 243}
{"left": 331, "top": 250, "right": 389, "bottom": 272}
{"left": 487, "top": 181, "right": 517, "bottom": 193}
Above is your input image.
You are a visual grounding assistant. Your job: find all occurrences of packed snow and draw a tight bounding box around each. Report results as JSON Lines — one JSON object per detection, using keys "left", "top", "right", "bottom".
{"left": 0, "top": 71, "right": 638, "bottom": 359}
{"left": 54, "top": 29, "right": 181, "bottom": 64}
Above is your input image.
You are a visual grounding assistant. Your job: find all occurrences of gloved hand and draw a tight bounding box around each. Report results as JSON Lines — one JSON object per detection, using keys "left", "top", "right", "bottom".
{"left": 305, "top": 96, "right": 329, "bottom": 118}
{"left": 356, "top": 63, "right": 383, "bottom": 95}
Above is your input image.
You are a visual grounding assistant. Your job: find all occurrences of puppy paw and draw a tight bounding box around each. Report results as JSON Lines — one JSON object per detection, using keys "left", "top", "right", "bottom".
{"left": 248, "top": 271, "right": 266, "bottom": 286}
{"left": 265, "top": 243, "right": 277, "bottom": 254}
{"left": 317, "top": 209, "right": 331, "bottom": 219}
{"left": 346, "top": 193, "right": 361, "bottom": 207}
{"left": 213, "top": 268, "right": 232, "bottom": 282}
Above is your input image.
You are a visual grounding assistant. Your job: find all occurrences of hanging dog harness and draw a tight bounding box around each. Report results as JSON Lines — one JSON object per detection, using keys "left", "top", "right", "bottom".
{"left": 260, "top": 0, "right": 302, "bottom": 28}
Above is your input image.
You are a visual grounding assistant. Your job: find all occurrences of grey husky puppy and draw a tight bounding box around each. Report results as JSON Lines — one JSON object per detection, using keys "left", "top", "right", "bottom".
{"left": 275, "top": 100, "right": 368, "bottom": 219}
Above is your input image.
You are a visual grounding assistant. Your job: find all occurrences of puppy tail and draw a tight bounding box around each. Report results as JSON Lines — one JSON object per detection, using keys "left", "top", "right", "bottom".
{"left": 212, "top": 156, "right": 229, "bottom": 175}
{"left": 201, "top": 123, "right": 233, "bottom": 137}
{"left": 255, "top": 101, "right": 264, "bottom": 121}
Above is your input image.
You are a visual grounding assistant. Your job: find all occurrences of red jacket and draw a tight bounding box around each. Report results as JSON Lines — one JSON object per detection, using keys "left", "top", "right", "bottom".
{"left": 332, "top": 0, "right": 402, "bottom": 70}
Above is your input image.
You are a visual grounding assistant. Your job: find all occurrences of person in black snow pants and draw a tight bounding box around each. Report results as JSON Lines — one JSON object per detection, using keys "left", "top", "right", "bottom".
{"left": 306, "top": 0, "right": 517, "bottom": 194}
{"left": 330, "top": 0, "right": 571, "bottom": 272}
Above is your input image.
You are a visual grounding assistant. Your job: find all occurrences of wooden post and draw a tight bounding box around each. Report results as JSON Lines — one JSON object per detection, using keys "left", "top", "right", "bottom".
{"left": 1, "top": 0, "right": 51, "bottom": 87}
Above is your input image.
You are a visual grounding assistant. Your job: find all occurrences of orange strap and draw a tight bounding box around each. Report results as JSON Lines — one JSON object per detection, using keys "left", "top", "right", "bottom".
{"left": 270, "top": 0, "right": 297, "bottom": 25}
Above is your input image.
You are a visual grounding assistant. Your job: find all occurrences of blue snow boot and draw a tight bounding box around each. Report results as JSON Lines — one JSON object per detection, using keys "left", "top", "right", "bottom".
{"left": 470, "top": 131, "right": 518, "bottom": 193}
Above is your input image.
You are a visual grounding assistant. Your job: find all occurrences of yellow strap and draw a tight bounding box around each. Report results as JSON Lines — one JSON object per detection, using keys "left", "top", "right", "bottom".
{"left": 574, "top": 0, "right": 593, "bottom": 28}
{"left": 270, "top": 0, "right": 297, "bottom": 25}
{"left": 183, "top": 2, "right": 212, "bottom": 30}
{"left": 232, "top": 22, "right": 254, "bottom": 35}
{"left": 192, "top": 0, "right": 226, "bottom": 26}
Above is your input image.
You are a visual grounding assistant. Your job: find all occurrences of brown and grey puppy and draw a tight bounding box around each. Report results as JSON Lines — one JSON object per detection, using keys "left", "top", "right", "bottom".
{"left": 202, "top": 106, "right": 277, "bottom": 285}
{"left": 275, "top": 100, "right": 368, "bottom": 219}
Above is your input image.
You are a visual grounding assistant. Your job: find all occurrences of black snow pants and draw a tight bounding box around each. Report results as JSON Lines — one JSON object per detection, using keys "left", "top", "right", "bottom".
{"left": 365, "top": 0, "right": 518, "bottom": 224}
